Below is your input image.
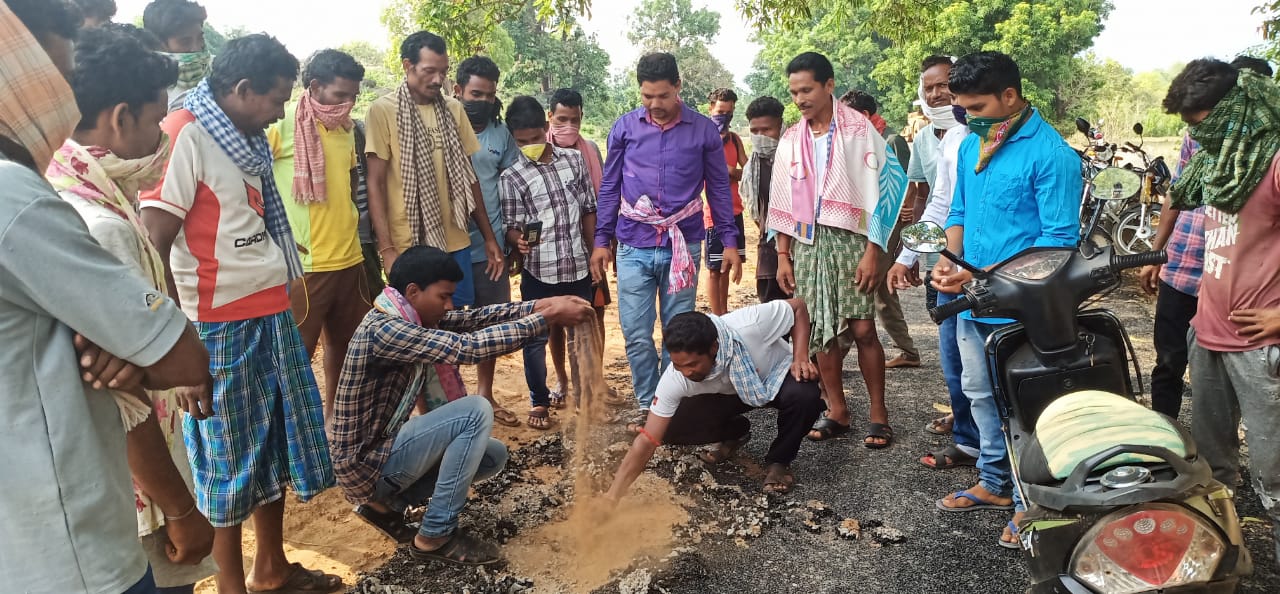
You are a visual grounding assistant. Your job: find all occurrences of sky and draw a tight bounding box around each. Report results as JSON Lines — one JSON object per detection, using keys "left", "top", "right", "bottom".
{"left": 113, "top": 0, "right": 1269, "bottom": 85}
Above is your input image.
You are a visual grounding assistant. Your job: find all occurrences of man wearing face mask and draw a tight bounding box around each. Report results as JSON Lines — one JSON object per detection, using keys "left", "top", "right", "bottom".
{"left": 704, "top": 87, "right": 748, "bottom": 316}
{"left": 47, "top": 25, "right": 219, "bottom": 594}
{"left": 365, "top": 32, "right": 504, "bottom": 312}
{"left": 930, "top": 52, "right": 1079, "bottom": 550}
{"left": 453, "top": 56, "right": 524, "bottom": 426}
{"left": 141, "top": 35, "right": 342, "bottom": 594}
{"left": 2, "top": 2, "right": 216, "bottom": 592}
{"left": 741, "top": 95, "right": 787, "bottom": 304}
{"left": 267, "top": 49, "right": 368, "bottom": 420}
{"left": 142, "top": 0, "right": 209, "bottom": 113}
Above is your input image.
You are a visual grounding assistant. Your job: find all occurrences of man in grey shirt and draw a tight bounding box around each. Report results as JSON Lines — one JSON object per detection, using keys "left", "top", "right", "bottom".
{"left": 0, "top": 1, "right": 214, "bottom": 592}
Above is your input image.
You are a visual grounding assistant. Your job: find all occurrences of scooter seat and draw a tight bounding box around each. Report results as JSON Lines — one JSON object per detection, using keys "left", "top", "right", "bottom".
{"left": 1019, "top": 390, "right": 1190, "bottom": 485}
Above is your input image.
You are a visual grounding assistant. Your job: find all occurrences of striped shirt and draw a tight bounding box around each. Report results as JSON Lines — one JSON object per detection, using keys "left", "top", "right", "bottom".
{"left": 500, "top": 145, "right": 596, "bottom": 284}
{"left": 1161, "top": 136, "right": 1205, "bottom": 296}
{"left": 328, "top": 301, "right": 545, "bottom": 504}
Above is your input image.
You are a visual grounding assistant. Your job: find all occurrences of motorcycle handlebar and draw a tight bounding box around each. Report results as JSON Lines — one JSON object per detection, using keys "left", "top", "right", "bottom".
{"left": 1110, "top": 250, "right": 1167, "bottom": 272}
{"left": 929, "top": 294, "right": 976, "bottom": 324}
{"left": 1124, "top": 142, "right": 1141, "bottom": 152}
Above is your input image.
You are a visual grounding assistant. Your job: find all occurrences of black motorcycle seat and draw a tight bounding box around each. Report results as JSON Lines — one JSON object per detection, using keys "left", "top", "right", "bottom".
{"left": 1019, "top": 390, "right": 1194, "bottom": 486}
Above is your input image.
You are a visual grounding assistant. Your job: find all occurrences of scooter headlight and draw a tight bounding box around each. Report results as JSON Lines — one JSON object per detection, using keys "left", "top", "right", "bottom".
{"left": 1071, "top": 504, "right": 1225, "bottom": 593}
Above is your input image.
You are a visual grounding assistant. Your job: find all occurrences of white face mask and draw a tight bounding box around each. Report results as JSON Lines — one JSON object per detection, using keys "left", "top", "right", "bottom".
{"left": 919, "top": 80, "right": 960, "bottom": 130}
{"left": 750, "top": 134, "right": 779, "bottom": 157}
{"left": 98, "top": 132, "right": 172, "bottom": 200}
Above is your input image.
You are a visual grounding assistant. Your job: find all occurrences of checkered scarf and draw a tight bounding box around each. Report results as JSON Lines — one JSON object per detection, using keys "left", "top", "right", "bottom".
{"left": 184, "top": 80, "right": 303, "bottom": 280}
{"left": 396, "top": 82, "right": 477, "bottom": 248}
{"left": 0, "top": 1, "right": 80, "bottom": 170}
{"left": 708, "top": 314, "right": 790, "bottom": 407}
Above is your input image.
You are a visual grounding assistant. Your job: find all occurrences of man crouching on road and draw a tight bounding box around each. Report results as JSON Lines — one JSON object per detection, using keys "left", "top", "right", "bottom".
{"left": 328, "top": 245, "right": 594, "bottom": 565}
{"left": 605, "top": 299, "right": 823, "bottom": 496}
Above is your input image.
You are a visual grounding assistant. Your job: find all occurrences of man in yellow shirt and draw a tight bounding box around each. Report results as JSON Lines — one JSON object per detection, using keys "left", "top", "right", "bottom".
{"left": 365, "top": 31, "right": 503, "bottom": 309}
{"left": 268, "top": 49, "right": 368, "bottom": 416}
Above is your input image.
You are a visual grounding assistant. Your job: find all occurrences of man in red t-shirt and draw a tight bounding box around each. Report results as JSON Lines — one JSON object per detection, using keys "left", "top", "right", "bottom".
{"left": 1164, "top": 58, "right": 1280, "bottom": 563}
{"left": 704, "top": 87, "right": 748, "bottom": 316}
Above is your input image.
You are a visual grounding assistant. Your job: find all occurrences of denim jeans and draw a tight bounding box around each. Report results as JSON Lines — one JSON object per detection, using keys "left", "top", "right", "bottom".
{"left": 122, "top": 568, "right": 157, "bottom": 594}
{"left": 450, "top": 249, "right": 476, "bottom": 308}
{"left": 156, "top": 585, "right": 194, "bottom": 594}
{"left": 1151, "top": 282, "right": 1197, "bottom": 418}
{"left": 616, "top": 242, "right": 701, "bottom": 409}
{"left": 519, "top": 273, "right": 593, "bottom": 407}
{"left": 956, "top": 317, "right": 1022, "bottom": 509}
{"left": 1188, "top": 328, "right": 1280, "bottom": 561}
{"left": 937, "top": 292, "right": 979, "bottom": 457}
{"left": 373, "top": 396, "right": 508, "bottom": 538}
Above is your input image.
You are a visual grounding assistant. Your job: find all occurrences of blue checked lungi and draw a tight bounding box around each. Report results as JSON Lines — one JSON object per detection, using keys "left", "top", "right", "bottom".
{"left": 184, "top": 310, "right": 335, "bottom": 527}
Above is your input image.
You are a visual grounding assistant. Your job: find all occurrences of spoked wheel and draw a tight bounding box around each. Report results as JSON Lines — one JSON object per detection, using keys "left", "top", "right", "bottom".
{"left": 1110, "top": 205, "right": 1159, "bottom": 256}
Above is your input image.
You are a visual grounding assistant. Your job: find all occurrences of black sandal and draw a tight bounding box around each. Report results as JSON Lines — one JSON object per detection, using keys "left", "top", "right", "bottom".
{"left": 919, "top": 445, "right": 977, "bottom": 469}
{"left": 864, "top": 423, "right": 895, "bottom": 449}
{"left": 408, "top": 531, "right": 502, "bottom": 566}
{"left": 697, "top": 432, "right": 751, "bottom": 464}
{"left": 353, "top": 504, "right": 417, "bottom": 544}
{"left": 807, "top": 417, "right": 851, "bottom": 441}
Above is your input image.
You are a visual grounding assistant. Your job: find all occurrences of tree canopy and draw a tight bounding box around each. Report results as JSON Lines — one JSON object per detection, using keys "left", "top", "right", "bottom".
{"left": 627, "top": 0, "right": 735, "bottom": 108}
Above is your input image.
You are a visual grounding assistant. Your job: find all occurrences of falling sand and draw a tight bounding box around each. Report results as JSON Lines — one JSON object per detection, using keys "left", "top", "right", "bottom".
{"left": 504, "top": 320, "right": 689, "bottom": 593}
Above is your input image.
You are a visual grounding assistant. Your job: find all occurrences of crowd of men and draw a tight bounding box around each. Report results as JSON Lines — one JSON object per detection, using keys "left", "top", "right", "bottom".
{"left": 2, "top": 0, "right": 1279, "bottom": 592}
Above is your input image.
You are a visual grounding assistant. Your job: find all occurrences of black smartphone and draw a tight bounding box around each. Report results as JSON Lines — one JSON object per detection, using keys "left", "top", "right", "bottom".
{"left": 523, "top": 221, "right": 543, "bottom": 246}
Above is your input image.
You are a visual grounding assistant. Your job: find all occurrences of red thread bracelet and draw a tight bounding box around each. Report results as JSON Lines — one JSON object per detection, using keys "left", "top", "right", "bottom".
{"left": 638, "top": 427, "right": 661, "bottom": 447}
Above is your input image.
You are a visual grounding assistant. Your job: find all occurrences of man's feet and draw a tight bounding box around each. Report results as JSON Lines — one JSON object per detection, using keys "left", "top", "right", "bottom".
{"left": 410, "top": 531, "right": 502, "bottom": 566}
{"left": 246, "top": 562, "right": 343, "bottom": 593}
{"left": 492, "top": 406, "right": 521, "bottom": 428}
{"left": 763, "top": 463, "right": 795, "bottom": 494}
{"left": 935, "top": 485, "right": 1014, "bottom": 512}
{"left": 354, "top": 504, "right": 417, "bottom": 544}
{"left": 697, "top": 432, "right": 751, "bottom": 464}
{"left": 624, "top": 409, "right": 649, "bottom": 434}
{"left": 1000, "top": 512, "right": 1027, "bottom": 549}
{"left": 807, "top": 416, "right": 851, "bottom": 441}
{"left": 527, "top": 406, "right": 551, "bottom": 430}
{"left": 548, "top": 387, "right": 567, "bottom": 410}
{"left": 925, "top": 414, "right": 954, "bottom": 435}
{"left": 886, "top": 353, "right": 921, "bottom": 369}
{"left": 919, "top": 445, "right": 977, "bottom": 469}
{"left": 864, "top": 423, "right": 894, "bottom": 449}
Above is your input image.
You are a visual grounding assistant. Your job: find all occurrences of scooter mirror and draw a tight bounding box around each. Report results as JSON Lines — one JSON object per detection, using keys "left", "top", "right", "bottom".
{"left": 901, "top": 222, "right": 948, "bottom": 254}
{"left": 1133, "top": 122, "right": 1144, "bottom": 136}
{"left": 1075, "top": 117, "right": 1090, "bottom": 135}
{"left": 1090, "top": 167, "right": 1142, "bottom": 201}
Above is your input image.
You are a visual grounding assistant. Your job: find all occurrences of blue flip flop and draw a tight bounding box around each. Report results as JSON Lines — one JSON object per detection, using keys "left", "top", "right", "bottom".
{"left": 999, "top": 520, "right": 1022, "bottom": 550}
{"left": 935, "top": 490, "right": 1016, "bottom": 512}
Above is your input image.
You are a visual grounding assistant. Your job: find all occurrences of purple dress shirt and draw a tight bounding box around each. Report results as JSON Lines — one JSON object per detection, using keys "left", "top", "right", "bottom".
{"left": 595, "top": 103, "right": 738, "bottom": 250}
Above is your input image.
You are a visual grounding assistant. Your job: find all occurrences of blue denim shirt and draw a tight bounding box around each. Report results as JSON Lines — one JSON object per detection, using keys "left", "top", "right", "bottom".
{"left": 946, "top": 108, "right": 1082, "bottom": 321}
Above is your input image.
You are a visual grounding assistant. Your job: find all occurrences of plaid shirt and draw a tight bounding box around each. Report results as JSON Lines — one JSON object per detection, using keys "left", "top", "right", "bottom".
{"left": 500, "top": 145, "right": 596, "bottom": 284}
{"left": 1162, "top": 135, "right": 1205, "bottom": 296}
{"left": 328, "top": 301, "right": 544, "bottom": 504}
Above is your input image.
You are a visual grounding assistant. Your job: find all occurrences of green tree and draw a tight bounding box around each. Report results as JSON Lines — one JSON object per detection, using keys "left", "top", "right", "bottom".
{"left": 500, "top": 7, "right": 611, "bottom": 107}
{"left": 381, "top": 0, "right": 591, "bottom": 58}
{"left": 627, "top": 0, "right": 736, "bottom": 108}
{"left": 339, "top": 41, "right": 400, "bottom": 119}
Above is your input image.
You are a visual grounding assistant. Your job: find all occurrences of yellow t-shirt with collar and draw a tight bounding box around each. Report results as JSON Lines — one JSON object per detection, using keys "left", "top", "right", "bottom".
{"left": 267, "top": 104, "right": 363, "bottom": 272}
{"left": 364, "top": 94, "right": 481, "bottom": 253}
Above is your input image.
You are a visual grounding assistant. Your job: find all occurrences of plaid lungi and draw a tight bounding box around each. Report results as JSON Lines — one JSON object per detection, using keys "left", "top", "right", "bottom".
{"left": 793, "top": 225, "right": 875, "bottom": 353}
{"left": 184, "top": 310, "right": 334, "bottom": 527}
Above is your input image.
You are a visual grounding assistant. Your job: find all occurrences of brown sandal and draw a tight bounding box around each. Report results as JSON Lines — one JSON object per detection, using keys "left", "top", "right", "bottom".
{"left": 527, "top": 407, "right": 551, "bottom": 430}
{"left": 698, "top": 432, "right": 751, "bottom": 464}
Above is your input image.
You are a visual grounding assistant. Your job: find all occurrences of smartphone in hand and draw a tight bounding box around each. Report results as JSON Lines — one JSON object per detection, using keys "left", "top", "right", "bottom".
{"left": 523, "top": 221, "right": 543, "bottom": 246}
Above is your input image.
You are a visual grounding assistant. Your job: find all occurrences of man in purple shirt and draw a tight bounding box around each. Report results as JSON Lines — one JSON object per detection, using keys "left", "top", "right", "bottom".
{"left": 590, "top": 52, "right": 741, "bottom": 421}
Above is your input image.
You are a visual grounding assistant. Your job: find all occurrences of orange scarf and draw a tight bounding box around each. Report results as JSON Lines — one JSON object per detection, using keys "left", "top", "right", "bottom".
{"left": 0, "top": 2, "right": 80, "bottom": 170}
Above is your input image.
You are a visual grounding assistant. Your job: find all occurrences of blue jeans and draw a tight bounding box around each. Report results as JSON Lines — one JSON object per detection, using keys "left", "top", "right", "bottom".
{"left": 519, "top": 273, "right": 593, "bottom": 407}
{"left": 122, "top": 568, "right": 157, "bottom": 594}
{"left": 956, "top": 317, "right": 1023, "bottom": 510}
{"left": 373, "top": 396, "right": 508, "bottom": 537}
{"left": 937, "top": 292, "right": 979, "bottom": 457}
{"left": 450, "top": 249, "right": 476, "bottom": 308}
{"left": 616, "top": 242, "right": 701, "bottom": 409}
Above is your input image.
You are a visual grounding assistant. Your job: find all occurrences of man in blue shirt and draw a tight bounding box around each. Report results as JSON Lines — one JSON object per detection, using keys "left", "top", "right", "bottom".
{"left": 454, "top": 56, "right": 522, "bottom": 428}
{"left": 930, "top": 52, "right": 1081, "bottom": 549}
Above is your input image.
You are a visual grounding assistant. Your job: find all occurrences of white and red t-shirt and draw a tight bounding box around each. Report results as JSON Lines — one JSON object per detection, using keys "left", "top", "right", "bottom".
{"left": 141, "top": 110, "right": 289, "bottom": 322}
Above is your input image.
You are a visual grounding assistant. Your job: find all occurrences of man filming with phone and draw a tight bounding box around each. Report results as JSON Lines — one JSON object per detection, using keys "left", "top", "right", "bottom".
{"left": 500, "top": 96, "right": 598, "bottom": 429}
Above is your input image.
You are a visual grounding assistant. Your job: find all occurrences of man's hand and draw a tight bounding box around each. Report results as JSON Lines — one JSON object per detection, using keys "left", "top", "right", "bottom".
{"left": 854, "top": 247, "right": 882, "bottom": 294}
{"left": 73, "top": 334, "right": 143, "bottom": 391}
{"left": 776, "top": 256, "right": 796, "bottom": 296}
{"left": 177, "top": 382, "right": 214, "bottom": 420}
{"left": 380, "top": 247, "right": 399, "bottom": 276}
{"left": 534, "top": 296, "right": 595, "bottom": 327}
{"left": 484, "top": 240, "right": 504, "bottom": 281}
{"left": 590, "top": 247, "right": 613, "bottom": 284}
{"left": 1229, "top": 308, "right": 1280, "bottom": 343}
{"left": 887, "top": 262, "right": 921, "bottom": 294}
{"left": 931, "top": 258, "right": 972, "bottom": 295}
{"left": 790, "top": 357, "right": 818, "bottom": 382}
{"left": 721, "top": 248, "right": 743, "bottom": 284}
{"left": 1138, "top": 265, "right": 1161, "bottom": 296}
{"left": 163, "top": 508, "right": 214, "bottom": 565}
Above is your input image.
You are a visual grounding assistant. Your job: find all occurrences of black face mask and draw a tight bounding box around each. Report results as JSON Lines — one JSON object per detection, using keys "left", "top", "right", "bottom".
{"left": 463, "top": 100, "right": 497, "bottom": 129}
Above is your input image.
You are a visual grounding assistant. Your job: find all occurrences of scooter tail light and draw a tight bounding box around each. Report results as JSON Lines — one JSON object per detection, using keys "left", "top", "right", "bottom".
{"left": 1070, "top": 504, "right": 1225, "bottom": 594}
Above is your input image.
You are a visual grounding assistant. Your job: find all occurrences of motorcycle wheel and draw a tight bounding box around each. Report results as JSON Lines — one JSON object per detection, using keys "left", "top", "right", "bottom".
{"left": 1110, "top": 205, "right": 1159, "bottom": 256}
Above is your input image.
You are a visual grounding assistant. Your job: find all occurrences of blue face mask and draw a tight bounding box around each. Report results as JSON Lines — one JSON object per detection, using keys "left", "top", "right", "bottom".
{"left": 952, "top": 104, "right": 968, "bottom": 126}
{"left": 711, "top": 113, "right": 732, "bottom": 133}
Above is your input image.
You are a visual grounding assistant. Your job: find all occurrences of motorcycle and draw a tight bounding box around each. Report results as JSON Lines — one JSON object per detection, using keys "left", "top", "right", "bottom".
{"left": 1072, "top": 119, "right": 1172, "bottom": 255}
{"left": 901, "top": 220, "right": 1252, "bottom": 593}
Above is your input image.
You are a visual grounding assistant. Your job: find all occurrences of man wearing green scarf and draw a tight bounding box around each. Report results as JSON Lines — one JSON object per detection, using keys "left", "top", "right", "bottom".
{"left": 1164, "top": 58, "right": 1280, "bottom": 563}
{"left": 143, "top": 0, "right": 211, "bottom": 112}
